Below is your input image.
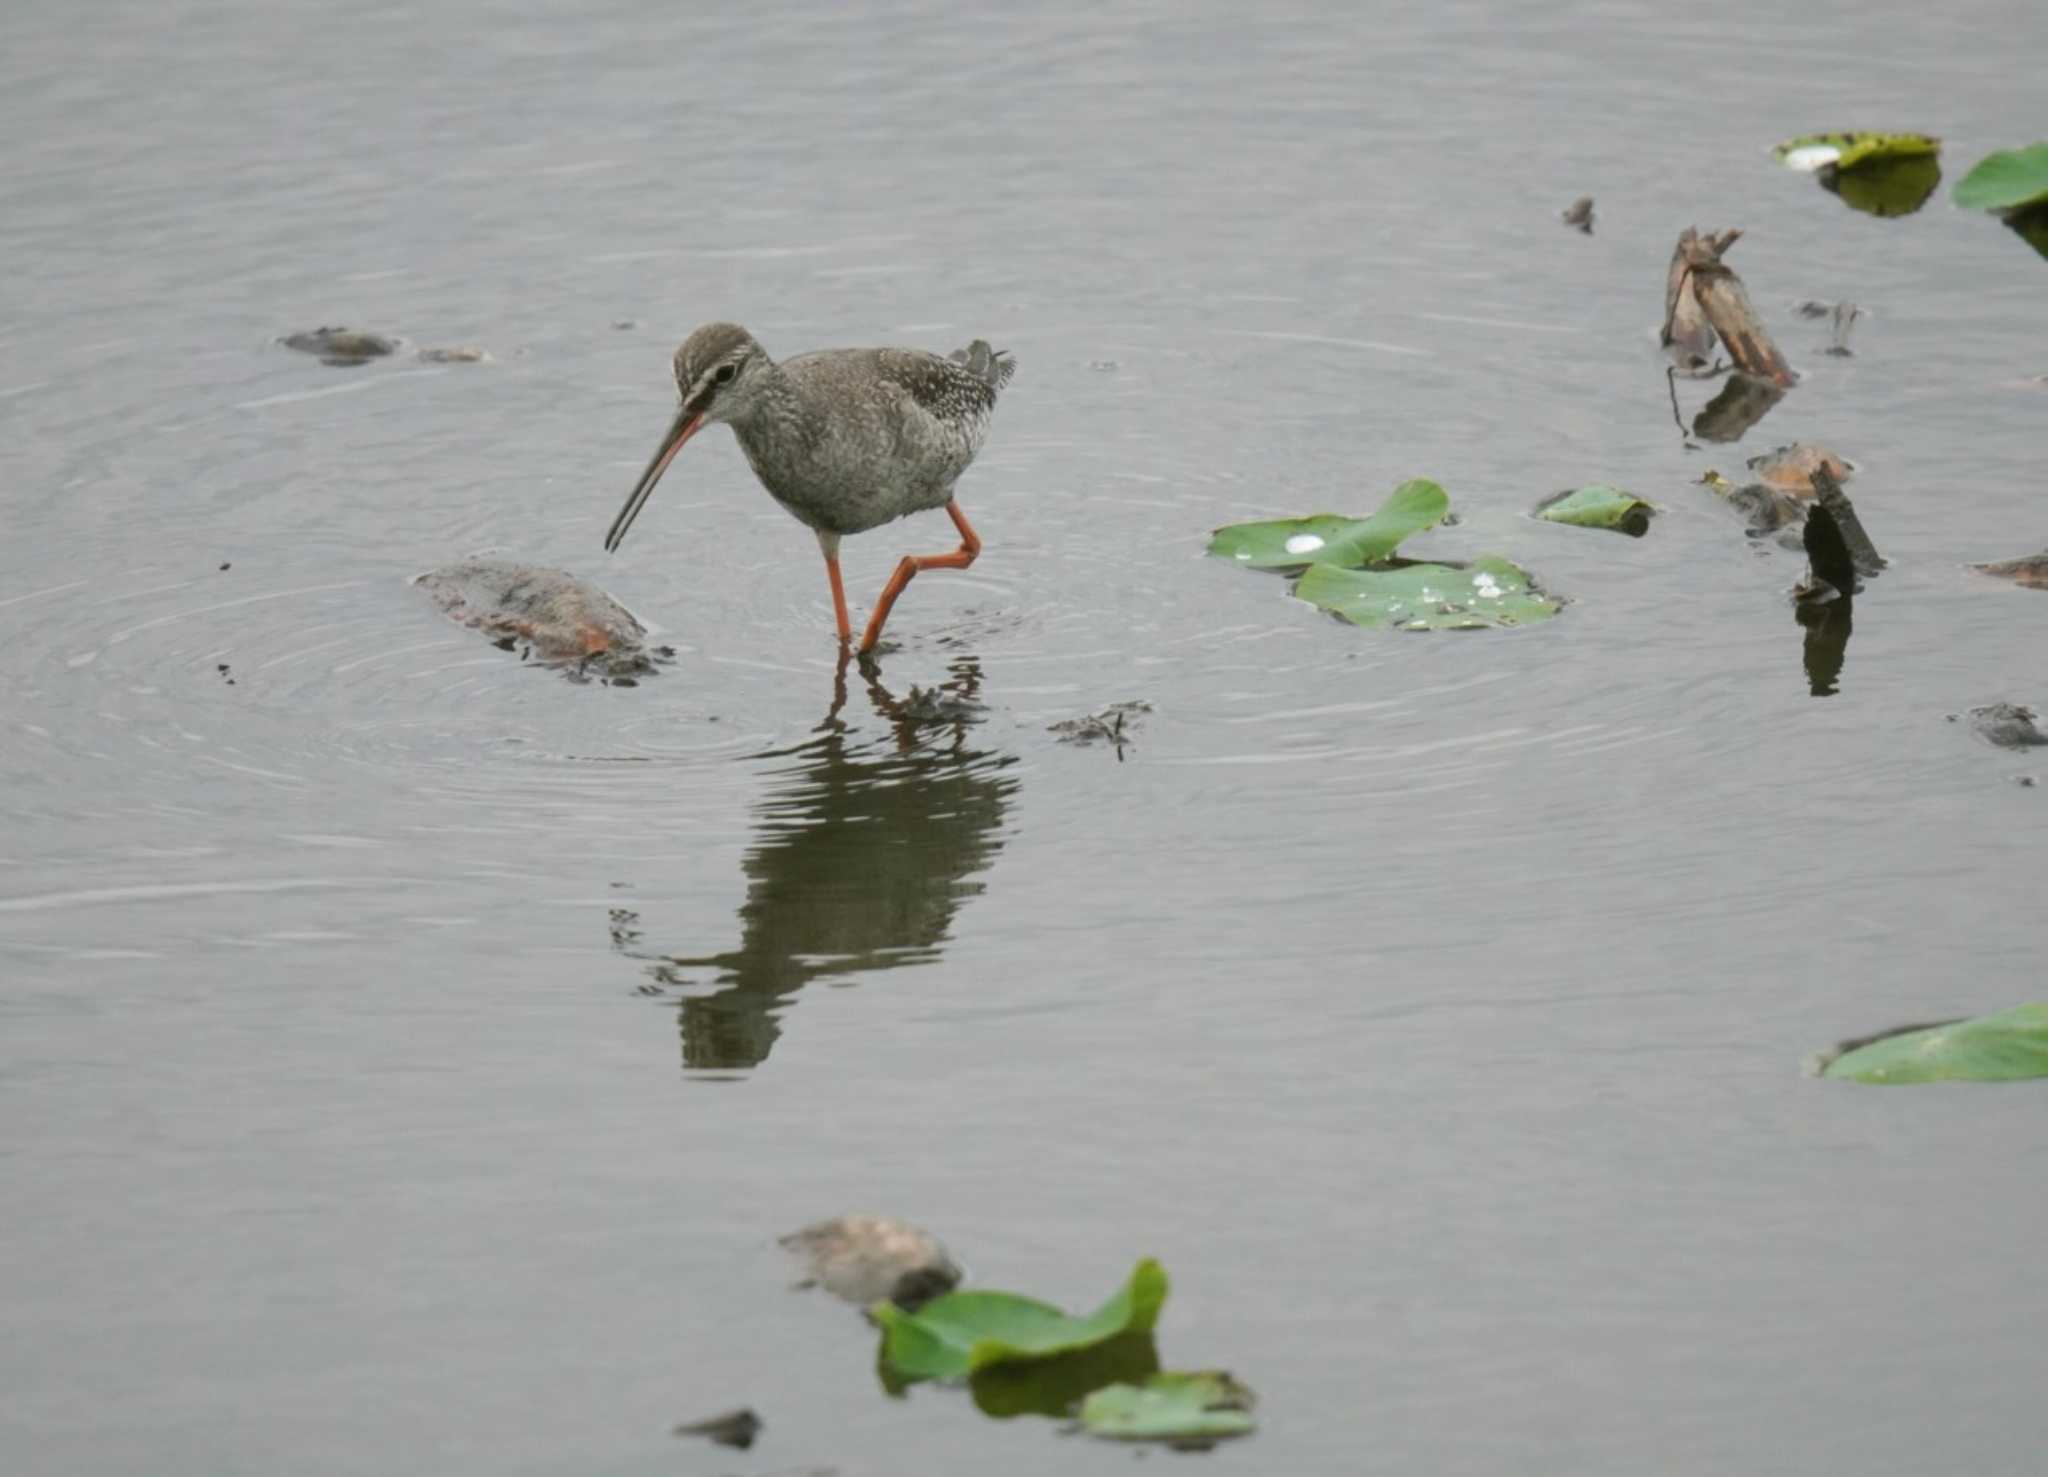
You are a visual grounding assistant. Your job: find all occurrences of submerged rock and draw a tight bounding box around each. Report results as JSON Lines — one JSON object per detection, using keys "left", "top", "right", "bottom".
{"left": 1973, "top": 550, "right": 2048, "bottom": 590}
{"left": 418, "top": 345, "right": 492, "bottom": 364}
{"left": 780, "top": 1216, "right": 960, "bottom": 1311}
{"left": 413, "top": 559, "right": 665, "bottom": 681}
{"left": 281, "top": 326, "right": 397, "bottom": 365}
{"left": 1949, "top": 703, "right": 2048, "bottom": 751}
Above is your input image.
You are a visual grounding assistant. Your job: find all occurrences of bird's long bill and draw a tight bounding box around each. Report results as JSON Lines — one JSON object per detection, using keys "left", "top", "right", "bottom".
{"left": 604, "top": 407, "right": 704, "bottom": 552}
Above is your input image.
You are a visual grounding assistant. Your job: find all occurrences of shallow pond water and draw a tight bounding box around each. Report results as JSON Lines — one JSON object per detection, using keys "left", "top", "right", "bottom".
{"left": 5, "top": 2, "right": 2047, "bottom": 1473}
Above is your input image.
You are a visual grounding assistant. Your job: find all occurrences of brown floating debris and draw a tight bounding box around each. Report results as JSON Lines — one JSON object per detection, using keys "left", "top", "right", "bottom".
{"left": 1561, "top": 196, "right": 1594, "bottom": 233}
{"left": 1748, "top": 443, "right": 1854, "bottom": 498}
{"left": 1973, "top": 551, "right": 2048, "bottom": 590}
{"left": 1702, "top": 469, "right": 1806, "bottom": 538}
{"left": 1661, "top": 243, "right": 1719, "bottom": 375}
{"left": 1661, "top": 228, "right": 1796, "bottom": 387}
{"left": 281, "top": 326, "right": 397, "bottom": 365}
{"left": 1050, "top": 701, "right": 1151, "bottom": 757}
{"left": 1949, "top": 703, "right": 2048, "bottom": 751}
{"left": 1800, "top": 501, "right": 1858, "bottom": 601}
{"left": 413, "top": 559, "right": 664, "bottom": 681}
{"left": 779, "top": 1216, "right": 961, "bottom": 1311}
{"left": 673, "top": 1408, "right": 761, "bottom": 1449}
{"left": 1807, "top": 466, "right": 1884, "bottom": 577}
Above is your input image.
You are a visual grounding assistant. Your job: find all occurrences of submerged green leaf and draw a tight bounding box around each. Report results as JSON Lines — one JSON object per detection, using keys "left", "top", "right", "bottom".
{"left": 1952, "top": 143, "right": 2048, "bottom": 212}
{"left": 871, "top": 1258, "right": 1169, "bottom": 1383}
{"left": 1079, "top": 1371, "right": 1258, "bottom": 1443}
{"left": 1294, "top": 555, "right": 1561, "bottom": 630}
{"left": 1773, "top": 131, "right": 1940, "bottom": 172}
{"left": 968, "top": 1332, "right": 1160, "bottom": 1418}
{"left": 1207, "top": 479, "right": 1448, "bottom": 569}
{"left": 1534, "top": 485, "right": 1654, "bottom": 536}
{"left": 1819, "top": 1003, "right": 2048, "bottom": 1084}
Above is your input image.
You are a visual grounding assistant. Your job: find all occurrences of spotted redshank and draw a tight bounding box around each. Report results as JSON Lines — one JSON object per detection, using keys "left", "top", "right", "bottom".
{"left": 604, "top": 322, "right": 1014, "bottom": 652}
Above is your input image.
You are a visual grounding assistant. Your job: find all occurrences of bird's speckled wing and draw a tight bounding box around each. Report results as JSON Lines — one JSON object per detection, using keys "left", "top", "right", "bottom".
{"left": 759, "top": 344, "right": 1010, "bottom": 535}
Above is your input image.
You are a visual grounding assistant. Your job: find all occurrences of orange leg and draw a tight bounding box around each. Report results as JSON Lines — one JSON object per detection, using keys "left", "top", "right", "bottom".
{"left": 818, "top": 532, "right": 852, "bottom": 644}
{"left": 858, "top": 501, "right": 981, "bottom": 653}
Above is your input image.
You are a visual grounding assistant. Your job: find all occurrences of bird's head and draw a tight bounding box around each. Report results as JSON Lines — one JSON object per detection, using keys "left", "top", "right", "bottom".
{"left": 605, "top": 321, "right": 768, "bottom": 553}
{"left": 672, "top": 321, "right": 767, "bottom": 426}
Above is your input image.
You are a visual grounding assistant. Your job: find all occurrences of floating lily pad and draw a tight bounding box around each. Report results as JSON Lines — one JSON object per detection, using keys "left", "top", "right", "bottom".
{"left": 1079, "top": 1372, "right": 1258, "bottom": 1444}
{"left": 1823, "top": 153, "right": 1942, "bottom": 217}
{"left": 871, "top": 1258, "right": 1168, "bottom": 1384}
{"left": 1952, "top": 143, "right": 2048, "bottom": 213}
{"left": 1295, "top": 555, "right": 1560, "bottom": 630}
{"left": 1534, "top": 485, "right": 1653, "bottom": 536}
{"left": 1773, "top": 132, "right": 1940, "bottom": 173}
{"left": 1207, "top": 480, "right": 1448, "bottom": 569}
{"left": 1817, "top": 1003, "right": 2048, "bottom": 1083}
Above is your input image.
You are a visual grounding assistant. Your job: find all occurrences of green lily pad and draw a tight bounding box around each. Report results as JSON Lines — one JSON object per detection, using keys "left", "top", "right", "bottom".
{"left": 1773, "top": 132, "right": 1940, "bottom": 172}
{"left": 1534, "top": 485, "right": 1654, "bottom": 536}
{"left": 1078, "top": 1371, "right": 1258, "bottom": 1444}
{"left": 1207, "top": 479, "right": 1448, "bottom": 569}
{"left": 1823, "top": 153, "right": 1942, "bottom": 217}
{"left": 871, "top": 1257, "right": 1168, "bottom": 1384}
{"left": 1818, "top": 1003, "right": 2048, "bottom": 1084}
{"left": 1952, "top": 143, "right": 2048, "bottom": 212}
{"left": 1295, "top": 555, "right": 1561, "bottom": 630}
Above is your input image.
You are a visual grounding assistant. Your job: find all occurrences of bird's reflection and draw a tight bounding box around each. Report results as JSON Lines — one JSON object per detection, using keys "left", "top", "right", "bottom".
{"left": 612, "top": 649, "right": 1015, "bottom": 1073}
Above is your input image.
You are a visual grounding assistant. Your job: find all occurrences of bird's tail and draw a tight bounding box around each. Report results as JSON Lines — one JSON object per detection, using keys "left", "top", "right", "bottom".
{"left": 950, "top": 339, "right": 1016, "bottom": 390}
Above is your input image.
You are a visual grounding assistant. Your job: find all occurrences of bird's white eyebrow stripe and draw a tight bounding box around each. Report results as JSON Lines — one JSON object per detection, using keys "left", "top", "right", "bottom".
{"left": 688, "top": 351, "right": 748, "bottom": 403}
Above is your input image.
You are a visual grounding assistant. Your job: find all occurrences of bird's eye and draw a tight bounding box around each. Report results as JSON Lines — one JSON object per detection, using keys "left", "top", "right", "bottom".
{"left": 714, "top": 363, "right": 737, "bottom": 384}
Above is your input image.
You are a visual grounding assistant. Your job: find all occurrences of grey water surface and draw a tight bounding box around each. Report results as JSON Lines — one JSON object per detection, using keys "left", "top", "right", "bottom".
{"left": 5, "top": 2, "right": 2047, "bottom": 1473}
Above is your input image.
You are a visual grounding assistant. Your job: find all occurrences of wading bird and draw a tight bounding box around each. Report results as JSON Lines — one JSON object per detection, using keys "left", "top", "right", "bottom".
{"left": 604, "top": 323, "right": 1014, "bottom": 653}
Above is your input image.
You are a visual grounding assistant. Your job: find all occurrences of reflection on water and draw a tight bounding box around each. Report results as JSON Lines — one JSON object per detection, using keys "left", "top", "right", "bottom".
{"left": 611, "top": 652, "right": 1016, "bottom": 1072}
{"left": 1691, "top": 372, "right": 1785, "bottom": 444}
{"left": 1797, "top": 597, "right": 1853, "bottom": 697}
